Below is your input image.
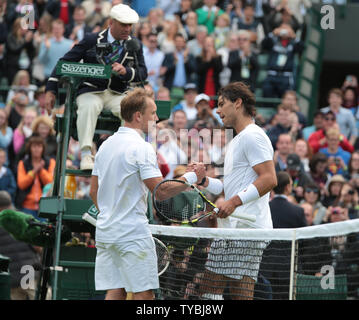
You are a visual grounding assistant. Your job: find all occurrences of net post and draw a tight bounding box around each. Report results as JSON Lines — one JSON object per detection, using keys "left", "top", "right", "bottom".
{"left": 289, "top": 229, "right": 297, "bottom": 300}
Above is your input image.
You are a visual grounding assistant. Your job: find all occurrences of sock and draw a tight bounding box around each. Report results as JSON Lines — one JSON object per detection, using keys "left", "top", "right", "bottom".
{"left": 81, "top": 148, "right": 91, "bottom": 158}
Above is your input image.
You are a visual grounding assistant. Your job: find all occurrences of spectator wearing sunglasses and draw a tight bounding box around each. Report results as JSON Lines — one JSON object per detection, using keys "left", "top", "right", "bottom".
{"left": 320, "top": 88, "right": 357, "bottom": 145}
{"left": 308, "top": 110, "right": 354, "bottom": 154}
{"left": 300, "top": 183, "right": 327, "bottom": 225}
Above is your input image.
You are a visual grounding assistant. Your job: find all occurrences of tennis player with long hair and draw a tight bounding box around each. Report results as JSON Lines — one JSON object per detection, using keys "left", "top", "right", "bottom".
{"left": 89, "top": 88, "right": 205, "bottom": 300}
{"left": 198, "top": 81, "right": 277, "bottom": 300}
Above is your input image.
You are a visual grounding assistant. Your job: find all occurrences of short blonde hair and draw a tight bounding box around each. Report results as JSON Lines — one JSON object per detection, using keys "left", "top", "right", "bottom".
{"left": 32, "top": 115, "right": 56, "bottom": 136}
{"left": 12, "top": 70, "right": 30, "bottom": 86}
{"left": 120, "top": 88, "right": 153, "bottom": 122}
{"left": 326, "top": 127, "right": 340, "bottom": 139}
{"left": 216, "top": 13, "right": 230, "bottom": 26}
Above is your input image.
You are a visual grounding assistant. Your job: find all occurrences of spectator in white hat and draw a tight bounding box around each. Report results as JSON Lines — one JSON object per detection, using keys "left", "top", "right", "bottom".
{"left": 193, "top": 93, "right": 220, "bottom": 130}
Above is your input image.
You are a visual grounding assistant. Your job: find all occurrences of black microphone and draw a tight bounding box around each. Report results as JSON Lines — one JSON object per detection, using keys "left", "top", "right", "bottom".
{"left": 124, "top": 38, "right": 141, "bottom": 53}
{"left": 124, "top": 38, "right": 144, "bottom": 88}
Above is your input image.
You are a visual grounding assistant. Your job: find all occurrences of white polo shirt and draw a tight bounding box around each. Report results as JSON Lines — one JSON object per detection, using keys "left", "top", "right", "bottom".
{"left": 221, "top": 123, "right": 274, "bottom": 230}
{"left": 92, "top": 127, "right": 162, "bottom": 244}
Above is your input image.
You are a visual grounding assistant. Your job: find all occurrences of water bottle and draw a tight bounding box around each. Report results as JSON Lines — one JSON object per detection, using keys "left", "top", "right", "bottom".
{"left": 64, "top": 175, "right": 77, "bottom": 199}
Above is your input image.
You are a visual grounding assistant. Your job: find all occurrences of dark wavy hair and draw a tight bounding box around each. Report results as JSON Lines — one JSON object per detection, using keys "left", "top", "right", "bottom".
{"left": 309, "top": 152, "right": 328, "bottom": 173}
{"left": 25, "top": 135, "right": 46, "bottom": 158}
{"left": 217, "top": 82, "right": 256, "bottom": 117}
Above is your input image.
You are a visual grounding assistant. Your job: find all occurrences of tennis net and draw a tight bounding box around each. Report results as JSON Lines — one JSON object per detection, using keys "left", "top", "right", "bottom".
{"left": 149, "top": 219, "right": 359, "bottom": 300}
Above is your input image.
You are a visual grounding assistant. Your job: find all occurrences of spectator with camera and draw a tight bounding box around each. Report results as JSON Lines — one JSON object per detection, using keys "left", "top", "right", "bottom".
{"left": 44, "top": 4, "right": 147, "bottom": 170}
{"left": 192, "top": 94, "right": 220, "bottom": 131}
{"left": 322, "top": 205, "right": 349, "bottom": 224}
{"left": 267, "top": 2, "right": 301, "bottom": 35}
{"left": 261, "top": 22, "right": 304, "bottom": 99}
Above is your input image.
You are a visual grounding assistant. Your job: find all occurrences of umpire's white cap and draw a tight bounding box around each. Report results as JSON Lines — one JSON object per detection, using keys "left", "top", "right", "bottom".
{"left": 110, "top": 4, "right": 139, "bottom": 24}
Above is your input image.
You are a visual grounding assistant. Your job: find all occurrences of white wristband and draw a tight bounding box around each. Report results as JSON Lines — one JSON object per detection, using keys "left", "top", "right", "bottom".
{"left": 182, "top": 172, "right": 197, "bottom": 185}
{"left": 237, "top": 184, "right": 260, "bottom": 205}
{"left": 206, "top": 177, "right": 223, "bottom": 195}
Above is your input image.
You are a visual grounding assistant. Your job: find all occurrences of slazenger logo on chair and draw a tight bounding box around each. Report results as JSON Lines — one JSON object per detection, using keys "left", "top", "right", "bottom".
{"left": 56, "top": 61, "right": 111, "bottom": 79}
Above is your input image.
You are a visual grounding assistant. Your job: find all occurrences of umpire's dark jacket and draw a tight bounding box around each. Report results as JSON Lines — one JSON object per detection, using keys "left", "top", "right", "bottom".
{"left": 45, "top": 29, "right": 147, "bottom": 96}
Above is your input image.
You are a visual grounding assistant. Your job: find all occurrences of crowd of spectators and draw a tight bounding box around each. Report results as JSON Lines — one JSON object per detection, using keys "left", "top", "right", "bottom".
{"left": 0, "top": 0, "right": 359, "bottom": 299}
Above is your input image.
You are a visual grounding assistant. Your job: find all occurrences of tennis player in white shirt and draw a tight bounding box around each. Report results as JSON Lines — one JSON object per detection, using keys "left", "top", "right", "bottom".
{"left": 198, "top": 81, "right": 277, "bottom": 300}
{"left": 89, "top": 88, "right": 205, "bottom": 300}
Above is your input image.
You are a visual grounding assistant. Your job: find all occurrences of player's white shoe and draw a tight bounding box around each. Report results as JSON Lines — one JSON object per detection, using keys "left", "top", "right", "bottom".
{"left": 80, "top": 154, "right": 94, "bottom": 170}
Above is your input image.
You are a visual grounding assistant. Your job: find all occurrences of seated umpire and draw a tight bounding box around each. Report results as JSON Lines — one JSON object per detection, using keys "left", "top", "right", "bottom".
{"left": 44, "top": 4, "right": 147, "bottom": 170}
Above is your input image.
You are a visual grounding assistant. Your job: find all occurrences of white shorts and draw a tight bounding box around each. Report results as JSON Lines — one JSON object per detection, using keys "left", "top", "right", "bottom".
{"left": 95, "top": 237, "right": 159, "bottom": 292}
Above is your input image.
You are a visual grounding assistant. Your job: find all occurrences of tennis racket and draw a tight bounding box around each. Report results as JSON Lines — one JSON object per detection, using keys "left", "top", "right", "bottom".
{"left": 152, "top": 179, "right": 219, "bottom": 226}
{"left": 152, "top": 179, "right": 257, "bottom": 225}
{"left": 82, "top": 210, "right": 170, "bottom": 276}
{"left": 154, "top": 237, "right": 170, "bottom": 276}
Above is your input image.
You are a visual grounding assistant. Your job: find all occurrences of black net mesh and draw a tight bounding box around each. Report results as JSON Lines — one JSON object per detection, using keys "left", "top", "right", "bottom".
{"left": 150, "top": 224, "right": 359, "bottom": 300}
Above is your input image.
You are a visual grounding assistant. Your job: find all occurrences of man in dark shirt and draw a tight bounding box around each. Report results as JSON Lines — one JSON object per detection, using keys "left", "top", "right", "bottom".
{"left": 261, "top": 171, "right": 306, "bottom": 300}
